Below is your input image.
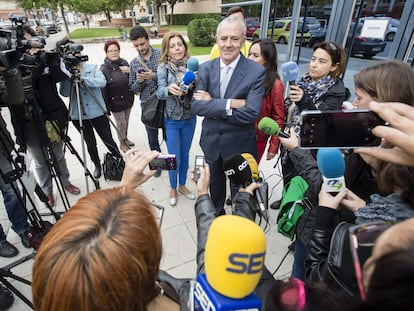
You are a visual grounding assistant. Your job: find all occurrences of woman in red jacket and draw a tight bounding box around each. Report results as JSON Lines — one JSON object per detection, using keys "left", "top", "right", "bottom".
{"left": 249, "top": 38, "right": 285, "bottom": 162}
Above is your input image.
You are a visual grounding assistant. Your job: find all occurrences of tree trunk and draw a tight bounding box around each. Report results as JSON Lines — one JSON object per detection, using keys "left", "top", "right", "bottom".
{"left": 59, "top": 3, "right": 70, "bottom": 38}
{"left": 170, "top": 6, "right": 174, "bottom": 25}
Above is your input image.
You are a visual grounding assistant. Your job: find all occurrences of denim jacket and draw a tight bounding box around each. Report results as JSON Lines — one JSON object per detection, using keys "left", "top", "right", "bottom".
{"left": 60, "top": 63, "right": 107, "bottom": 120}
{"left": 156, "top": 63, "right": 194, "bottom": 121}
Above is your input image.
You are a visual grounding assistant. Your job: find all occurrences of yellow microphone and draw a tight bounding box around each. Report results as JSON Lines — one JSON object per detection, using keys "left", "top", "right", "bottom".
{"left": 241, "top": 153, "right": 268, "bottom": 220}
{"left": 204, "top": 215, "right": 266, "bottom": 299}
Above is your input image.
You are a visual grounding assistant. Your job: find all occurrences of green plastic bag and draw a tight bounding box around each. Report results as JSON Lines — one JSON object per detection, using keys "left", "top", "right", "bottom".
{"left": 277, "top": 176, "right": 309, "bottom": 240}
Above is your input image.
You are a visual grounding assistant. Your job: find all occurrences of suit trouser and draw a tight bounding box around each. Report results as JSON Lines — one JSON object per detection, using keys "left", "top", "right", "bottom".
{"left": 72, "top": 115, "right": 121, "bottom": 167}
{"left": 0, "top": 153, "right": 29, "bottom": 241}
{"left": 209, "top": 156, "right": 239, "bottom": 216}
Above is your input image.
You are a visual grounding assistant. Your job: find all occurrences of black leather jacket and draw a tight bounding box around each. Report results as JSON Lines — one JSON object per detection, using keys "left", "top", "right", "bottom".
{"left": 158, "top": 191, "right": 263, "bottom": 310}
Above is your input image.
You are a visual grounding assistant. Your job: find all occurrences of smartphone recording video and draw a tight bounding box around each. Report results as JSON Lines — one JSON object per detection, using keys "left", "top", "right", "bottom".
{"left": 149, "top": 154, "right": 177, "bottom": 170}
{"left": 299, "top": 109, "right": 386, "bottom": 149}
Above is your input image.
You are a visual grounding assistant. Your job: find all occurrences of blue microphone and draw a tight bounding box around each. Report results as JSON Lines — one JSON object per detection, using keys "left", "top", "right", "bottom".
{"left": 180, "top": 57, "right": 199, "bottom": 93}
{"left": 317, "top": 148, "right": 346, "bottom": 193}
{"left": 281, "top": 61, "right": 299, "bottom": 85}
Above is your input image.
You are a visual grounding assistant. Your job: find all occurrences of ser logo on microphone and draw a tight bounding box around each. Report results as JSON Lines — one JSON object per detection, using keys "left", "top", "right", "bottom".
{"left": 226, "top": 252, "right": 265, "bottom": 274}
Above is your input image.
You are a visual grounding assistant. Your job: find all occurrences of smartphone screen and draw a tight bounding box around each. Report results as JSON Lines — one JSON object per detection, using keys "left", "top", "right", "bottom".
{"left": 193, "top": 155, "right": 204, "bottom": 182}
{"left": 299, "top": 109, "right": 386, "bottom": 149}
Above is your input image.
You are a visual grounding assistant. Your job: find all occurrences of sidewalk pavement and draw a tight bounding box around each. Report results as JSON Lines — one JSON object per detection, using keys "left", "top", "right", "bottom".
{"left": 0, "top": 41, "right": 292, "bottom": 310}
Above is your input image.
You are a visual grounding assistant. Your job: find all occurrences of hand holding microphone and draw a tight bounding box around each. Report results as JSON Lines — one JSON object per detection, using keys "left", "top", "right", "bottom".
{"left": 317, "top": 148, "right": 347, "bottom": 194}
{"left": 258, "top": 117, "right": 290, "bottom": 138}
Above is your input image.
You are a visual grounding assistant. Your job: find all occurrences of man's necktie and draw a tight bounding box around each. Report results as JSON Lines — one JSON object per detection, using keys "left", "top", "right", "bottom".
{"left": 220, "top": 66, "right": 231, "bottom": 98}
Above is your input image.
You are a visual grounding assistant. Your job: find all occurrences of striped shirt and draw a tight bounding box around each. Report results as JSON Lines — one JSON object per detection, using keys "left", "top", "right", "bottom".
{"left": 129, "top": 47, "right": 161, "bottom": 102}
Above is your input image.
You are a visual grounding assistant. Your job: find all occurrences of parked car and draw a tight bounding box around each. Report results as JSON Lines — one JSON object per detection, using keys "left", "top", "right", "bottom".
{"left": 252, "top": 19, "right": 311, "bottom": 46}
{"left": 346, "top": 22, "right": 387, "bottom": 58}
{"left": 43, "top": 20, "right": 57, "bottom": 34}
{"left": 245, "top": 17, "right": 260, "bottom": 38}
{"left": 360, "top": 16, "right": 399, "bottom": 41}
{"left": 137, "top": 16, "right": 150, "bottom": 24}
{"left": 27, "top": 19, "right": 48, "bottom": 37}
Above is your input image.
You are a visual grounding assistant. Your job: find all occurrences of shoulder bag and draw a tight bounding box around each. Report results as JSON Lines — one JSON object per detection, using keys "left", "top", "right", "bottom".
{"left": 102, "top": 153, "right": 125, "bottom": 181}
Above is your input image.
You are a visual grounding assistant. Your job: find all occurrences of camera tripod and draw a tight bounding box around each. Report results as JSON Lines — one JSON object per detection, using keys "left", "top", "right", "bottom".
{"left": 0, "top": 124, "right": 60, "bottom": 309}
{"left": 68, "top": 65, "right": 123, "bottom": 192}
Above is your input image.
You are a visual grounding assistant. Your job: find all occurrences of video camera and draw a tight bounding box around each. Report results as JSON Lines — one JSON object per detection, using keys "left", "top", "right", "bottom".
{"left": 0, "top": 15, "right": 59, "bottom": 69}
{"left": 61, "top": 43, "right": 89, "bottom": 71}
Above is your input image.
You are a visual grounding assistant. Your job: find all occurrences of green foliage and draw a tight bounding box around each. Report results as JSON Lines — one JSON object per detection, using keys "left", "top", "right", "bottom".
{"left": 165, "top": 13, "right": 220, "bottom": 25}
{"left": 187, "top": 18, "right": 218, "bottom": 47}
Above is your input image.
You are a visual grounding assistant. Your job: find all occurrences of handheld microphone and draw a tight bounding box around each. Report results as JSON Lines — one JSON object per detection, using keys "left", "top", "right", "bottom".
{"left": 187, "top": 57, "right": 199, "bottom": 72}
{"left": 241, "top": 153, "right": 268, "bottom": 221}
{"left": 317, "top": 148, "right": 346, "bottom": 193}
{"left": 258, "top": 117, "right": 290, "bottom": 138}
{"left": 223, "top": 154, "right": 252, "bottom": 187}
{"left": 180, "top": 71, "right": 196, "bottom": 93}
{"left": 281, "top": 61, "right": 298, "bottom": 86}
{"left": 194, "top": 215, "right": 265, "bottom": 310}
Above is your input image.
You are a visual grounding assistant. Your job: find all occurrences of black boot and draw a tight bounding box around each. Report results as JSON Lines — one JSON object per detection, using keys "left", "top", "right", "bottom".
{"left": 0, "top": 285, "right": 14, "bottom": 310}
{"left": 94, "top": 164, "right": 102, "bottom": 179}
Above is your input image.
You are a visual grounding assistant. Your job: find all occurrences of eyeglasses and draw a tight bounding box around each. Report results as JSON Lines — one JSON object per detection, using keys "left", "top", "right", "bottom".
{"left": 152, "top": 204, "right": 165, "bottom": 227}
{"left": 107, "top": 50, "right": 119, "bottom": 53}
{"left": 349, "top": 221, "right": 392, "bottom": 301}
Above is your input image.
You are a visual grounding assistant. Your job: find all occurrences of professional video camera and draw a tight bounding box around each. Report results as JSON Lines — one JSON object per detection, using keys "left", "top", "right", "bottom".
{"left": 0, "top": 15, "right": 59, "bottom": 69}
{"left": 61, "top": 43, "right": 89, "bottom": 72}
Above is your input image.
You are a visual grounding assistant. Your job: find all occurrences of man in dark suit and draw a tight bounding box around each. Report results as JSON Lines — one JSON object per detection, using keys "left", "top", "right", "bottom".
{"left": 192, "top": 16, "right": 266, "bottom": 216}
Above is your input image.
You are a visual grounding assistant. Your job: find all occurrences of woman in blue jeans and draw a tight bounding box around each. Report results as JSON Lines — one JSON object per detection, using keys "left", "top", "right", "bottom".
{"left": 157, "top": 32, "right": 196, "bottom": 206}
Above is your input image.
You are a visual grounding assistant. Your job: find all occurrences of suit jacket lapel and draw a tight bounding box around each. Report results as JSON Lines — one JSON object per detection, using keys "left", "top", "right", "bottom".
{"left": 210, "top": 58, "right": 221, "bottom": 98}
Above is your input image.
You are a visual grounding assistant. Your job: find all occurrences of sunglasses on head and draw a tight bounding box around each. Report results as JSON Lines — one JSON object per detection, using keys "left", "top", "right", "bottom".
{"left": 349, "top": 221, "right": 393, "bottom": 301}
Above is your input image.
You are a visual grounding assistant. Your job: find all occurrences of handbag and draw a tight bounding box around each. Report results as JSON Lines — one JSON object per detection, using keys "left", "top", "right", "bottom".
{"left": 141, "top": 92, "right": 165, "bottom": 129}
{"left": 102, "top": 153, "right": 125, "bottom": 181}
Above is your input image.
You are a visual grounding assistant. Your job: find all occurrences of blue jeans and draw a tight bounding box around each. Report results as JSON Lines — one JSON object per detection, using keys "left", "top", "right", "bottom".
{"left": 291, "top": 238, "right": 307, "bottom": 281}
{"left": 0, "top": 153, "right": 29, "bottom": 242}
{"left": 146, "top": 126, "right": 161, "bottom": 152}
{"left": 165, "top": 116, "right": 196, "bottom": 189}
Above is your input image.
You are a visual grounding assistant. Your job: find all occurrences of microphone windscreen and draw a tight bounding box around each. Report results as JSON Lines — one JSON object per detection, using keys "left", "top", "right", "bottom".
{"left": 258, "top": 117, "right": 280, "bottom": 136}
{"left": 182, "top": 71, "right": 196, "bottom": 85}
{"left": 241, "top": 153, "right": 259, "bottom": 180}
{"left": 317, "top": 148, "right": 345, "bottom": 178}
{"left": 223, "top": 154, "right": 252, "bottom": 186}
{"left": 281, "top": 61, "right": 298, "bottom": 83}
{"left": 205, "top": 215, "right": 266, "bottom": 298}
{"left": 187, "top": 57, "right": 199, "bottom": 72}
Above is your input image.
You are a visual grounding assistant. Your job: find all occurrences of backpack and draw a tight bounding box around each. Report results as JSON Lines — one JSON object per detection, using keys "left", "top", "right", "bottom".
{"left": 277, "top": 176, "right": 309, "bottom": 240}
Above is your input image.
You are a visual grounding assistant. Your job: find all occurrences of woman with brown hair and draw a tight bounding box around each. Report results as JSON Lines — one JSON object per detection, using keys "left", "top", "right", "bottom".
{"left": 156, "top": 32, "right": 197, "bottom": 206}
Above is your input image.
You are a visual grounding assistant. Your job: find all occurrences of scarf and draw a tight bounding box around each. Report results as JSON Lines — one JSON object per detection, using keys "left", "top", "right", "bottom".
{"left": 103, "top": 57, "right": 129, "bottom": 70}
{"left": 167, "top": 56, "right": 188, "bottom": 82}
{"left": 355, "top": 193, "right": 414, "bottom": 224}
{"left": 296, "top": 73, "right": 337, "bottom": 105}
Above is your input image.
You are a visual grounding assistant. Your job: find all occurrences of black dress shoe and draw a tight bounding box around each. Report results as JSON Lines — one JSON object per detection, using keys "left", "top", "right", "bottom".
{"left": 94, "top": 165, "right": 102, "bottom": 179}
{"left": 0, "top": 284, "right": 14, "bottom": 310}
{"left": 19, "top": 231, "right": 31, "bottom": 248}
{"left": 0, "top": 241, "right": 18, "bottom": 258}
